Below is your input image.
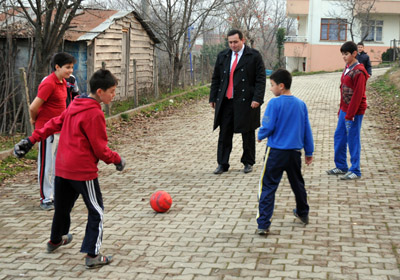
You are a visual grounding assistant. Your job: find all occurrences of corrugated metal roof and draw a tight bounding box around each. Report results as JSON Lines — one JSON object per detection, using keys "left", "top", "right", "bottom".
{"left": 0, "top": 8, "right": 160, "bottom": 44}
{"left": 78, "top": 10, "right": 130, "bottom": 41}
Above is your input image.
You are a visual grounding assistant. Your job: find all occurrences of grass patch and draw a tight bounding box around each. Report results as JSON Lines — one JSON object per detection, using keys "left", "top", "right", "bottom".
{"left": 139, "top": 86, "right": 210, "bottom": 116}
{"left": 369, "top": 67, "right": 400, "bottom": 118}
{"left": 109, "top": 86, "right": 202, "bottom": 116}
{"left": 0, "top": 148, "right": 37, "bottom": 183}
{"left": 291, "top": 69, "right": 343, "bottom": 76}
{"left": 0, "top": 134, "right": 25, "bottom": 150}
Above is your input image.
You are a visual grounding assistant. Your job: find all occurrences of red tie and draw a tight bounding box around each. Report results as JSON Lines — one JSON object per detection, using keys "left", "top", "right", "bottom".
{"left": 226, "top": 52, "right": 238, "bottom": 99}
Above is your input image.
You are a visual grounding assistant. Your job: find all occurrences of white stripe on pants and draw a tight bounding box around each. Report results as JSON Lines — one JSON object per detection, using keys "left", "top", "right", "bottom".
{"left": 37, "top": 134, "right": 59, "bottom": 203}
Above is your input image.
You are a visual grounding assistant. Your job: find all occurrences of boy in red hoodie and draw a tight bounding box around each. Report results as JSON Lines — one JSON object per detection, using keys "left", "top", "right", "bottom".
{"left": 326, "top": 41, "right": 369, "bottom": 180}
{"left": 14, "top": 69, "right": 125, "bottom": 269}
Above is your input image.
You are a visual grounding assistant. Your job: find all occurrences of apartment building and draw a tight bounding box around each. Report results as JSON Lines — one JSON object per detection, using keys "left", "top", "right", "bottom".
{"left": 284, "top": 0, "right": 400, "bottom": 72}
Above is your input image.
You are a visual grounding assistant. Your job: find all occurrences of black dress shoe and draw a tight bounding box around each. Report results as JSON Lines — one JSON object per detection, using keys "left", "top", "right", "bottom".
{"left": 213, "top": 165, "right": 228, "bottom": 174}
{"left": 243, "top": 164, "right": 253, "bottom": 173}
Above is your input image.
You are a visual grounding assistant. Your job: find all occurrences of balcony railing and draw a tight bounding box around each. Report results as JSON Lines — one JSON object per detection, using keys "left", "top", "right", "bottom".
{"left": 285, "top": 36, "right": 308, "bottom": 43}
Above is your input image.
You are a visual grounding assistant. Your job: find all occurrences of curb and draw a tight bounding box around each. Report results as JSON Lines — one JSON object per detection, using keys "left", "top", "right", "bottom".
{"left": 0, "top": 149, "right": 13, "bottom": 161}
{"left": 106, "top": 84, "right": 210, "bottom": 125}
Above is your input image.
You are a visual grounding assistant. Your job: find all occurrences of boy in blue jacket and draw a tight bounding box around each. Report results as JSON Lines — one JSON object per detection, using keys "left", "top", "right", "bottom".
{"left": 256, "top": 69, "right": 314, "bottom": 235}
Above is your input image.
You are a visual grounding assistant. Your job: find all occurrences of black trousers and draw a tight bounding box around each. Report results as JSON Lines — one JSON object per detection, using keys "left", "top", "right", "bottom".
{"left": 217, "top": 98, "right": 255, "bottom": 169}
{"left": 51, "top": 176, "right": 104, "bottom": 255}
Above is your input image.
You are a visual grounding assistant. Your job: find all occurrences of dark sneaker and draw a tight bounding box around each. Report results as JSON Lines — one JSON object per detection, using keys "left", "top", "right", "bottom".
{"left": 256, "top": 228, "right": 270, "bottom": 236}
{"left": 85, "top": 254, "right": 113, "bottom": 269}
{"left": 40, "top": 201, "right": 54, "bottom": 211}
{"left": 293, "top": 209, "right": 309, "bottom": 225}
{"left": 47, "top": 233, "right": 73, "bottom": 253}
{"left": 243, "top": 164, "right": 253, "bottom": 173}
{"left": 340, "top": 171, "right": 361, "bottom": 180}
{"left": 326, "top": 168, "right": 347, "bottom": 175}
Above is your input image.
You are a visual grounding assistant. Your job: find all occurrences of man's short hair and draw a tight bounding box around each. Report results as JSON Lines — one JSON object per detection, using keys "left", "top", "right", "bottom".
{"left": 51, "top": 52, "right": 76, "bottom": 70}
{"left": 227, "top": 29, "right": 244, "bottom": 40}
{"left": 90, "top": 69, "right": 118, "bottom": 94}
{"left": 357, "top": 42, "right": 364, "bottom": 46}
{"left": 340, "top": 41, "right": 358, "bottom": 53}
{"left": 270, "top": 69, "right": 292, "bottom": 90}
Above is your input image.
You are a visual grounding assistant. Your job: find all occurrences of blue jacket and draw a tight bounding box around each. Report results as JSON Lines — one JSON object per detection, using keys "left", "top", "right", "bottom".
{"left": 258, "top": 95, "right": 314, "bottom": 156}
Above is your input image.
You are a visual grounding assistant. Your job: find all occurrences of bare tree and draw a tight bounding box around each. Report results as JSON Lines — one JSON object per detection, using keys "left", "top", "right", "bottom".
{"left": 225, "top": 0, "right": 294, "bottom": 69}
{"left": 327, "top": 0, "right": 376, "bottom": 42}
{"left": 12, "top": 0, "right": 83, "bottom": 94}
{"left": 117, "top": 0, "right": 228, "bottom": 90}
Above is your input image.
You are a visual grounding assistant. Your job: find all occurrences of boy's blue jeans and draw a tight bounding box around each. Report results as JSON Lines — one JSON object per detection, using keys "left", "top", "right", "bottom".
{"left": 334, "top": 110, "right": 364, "bottom": 176}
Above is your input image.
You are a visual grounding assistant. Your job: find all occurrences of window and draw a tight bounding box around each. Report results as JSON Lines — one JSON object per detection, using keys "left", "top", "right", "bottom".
{"left": 362, "top": 20, "right": 383, "bottom": 42}
{"left": 320, "top": 19, "right": 347, "bottom": 41}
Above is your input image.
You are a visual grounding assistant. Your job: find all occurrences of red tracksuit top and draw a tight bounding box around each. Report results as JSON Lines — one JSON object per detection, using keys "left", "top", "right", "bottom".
{"left": 29, "top": 96, "right": 121, "bottom": 181}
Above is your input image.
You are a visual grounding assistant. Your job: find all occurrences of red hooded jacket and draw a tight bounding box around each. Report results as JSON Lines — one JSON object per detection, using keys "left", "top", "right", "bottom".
{"left": 29, "top": 96, "right": 121, "bottom": 181}
{"left": 340, "top": 63, "right": 370, "bottom": 120}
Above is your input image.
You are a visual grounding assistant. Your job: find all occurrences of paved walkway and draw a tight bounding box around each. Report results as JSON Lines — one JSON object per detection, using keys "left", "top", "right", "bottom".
{"left": 1, "top": 68, "right": 399, "bottom": 280}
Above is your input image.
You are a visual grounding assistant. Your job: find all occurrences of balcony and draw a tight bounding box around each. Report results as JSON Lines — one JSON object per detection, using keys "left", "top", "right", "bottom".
{"left": 285, "top": 36, "right": 308, "bottom": 43}
{"left": 287, "top": 0, "right": 309, "bottom": 17}
{"left": 372, "top": 0, "right": 400, "bottom": 14}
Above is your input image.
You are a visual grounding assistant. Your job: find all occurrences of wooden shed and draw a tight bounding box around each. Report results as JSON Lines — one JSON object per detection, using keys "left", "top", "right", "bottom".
{"left": 0, "top": 8, "right": 160, "bottom": 101}
{"left": 64, "top": 9, "right": 160, "bottom": 101}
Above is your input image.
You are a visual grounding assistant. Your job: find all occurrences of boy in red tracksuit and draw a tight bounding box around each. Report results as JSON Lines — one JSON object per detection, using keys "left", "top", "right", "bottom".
{"left": 14, "top": 69, "right": 125, "bottom": 269}
{"left": 326, "top": 41, "right": 369, "bottom": 180}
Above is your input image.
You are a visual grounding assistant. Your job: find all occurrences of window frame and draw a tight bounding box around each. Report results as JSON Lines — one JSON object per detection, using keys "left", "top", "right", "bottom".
{"left": 320, "top": 18, "right": 348, "bottom": 41}
{"left": 363, "top": 20, "right": 383, "bottom": 42}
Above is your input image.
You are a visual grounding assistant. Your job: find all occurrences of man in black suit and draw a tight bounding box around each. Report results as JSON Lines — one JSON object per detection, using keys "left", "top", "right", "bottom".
{"left": 209, "top": 29, "right": 266, "bottom": 174}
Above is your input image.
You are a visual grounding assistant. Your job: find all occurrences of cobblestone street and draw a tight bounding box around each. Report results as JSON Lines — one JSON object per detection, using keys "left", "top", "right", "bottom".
{"left": 1, "top": 68, "right": 399, "bottom": 279}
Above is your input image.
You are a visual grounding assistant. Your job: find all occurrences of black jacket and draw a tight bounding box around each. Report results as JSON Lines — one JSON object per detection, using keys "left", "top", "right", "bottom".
{"left": 209, "top": 45, "right": 266, "bottom": 133}
{"left": 356, "top": 51, "right": 372, "bottom": 75}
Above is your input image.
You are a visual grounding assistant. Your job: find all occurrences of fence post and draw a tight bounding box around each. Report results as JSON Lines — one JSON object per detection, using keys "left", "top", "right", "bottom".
{"left": 153, "top": 56, "right": 159, "bottom": 99}
{"left": 200, "top": 55, "right": 204, "bottom": 85}
{"left": 133, "top": 59, "right": 138, "bottom": 107}
{"left": 19, "top": 68, "right": 33, "bottom": 135}
{"left": 192, "top": 55, "right": 196, "bottom": 86}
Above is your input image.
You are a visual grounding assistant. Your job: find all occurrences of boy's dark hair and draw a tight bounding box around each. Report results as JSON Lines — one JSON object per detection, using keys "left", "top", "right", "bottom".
{"left": 227, "top": 29, "right": 244, "bottom": 40}
{"left": 340, "top": 41, "right": 357, "bottom": 53}
{"left": 90, "top": 69, "right": 118, "bottom": 94}
{"left": 51, "top": 52, "right": 76, "bottom": 70}
{"left": 270, "top": 69, "right": 292, "bottom": 90}
{"left": 357, "top": 42, "right": 364, "bottom": 46}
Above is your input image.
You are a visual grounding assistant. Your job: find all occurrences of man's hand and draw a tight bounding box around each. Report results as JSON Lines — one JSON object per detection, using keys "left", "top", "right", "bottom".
{"left": 305, "top": 156, "right": 313, "bottom": 166}
{"left": 14, "top": 138, "right": 33, "bottom": 158}
{"left": 115, "top": 157, "right": 126, "bottom": 171}
{"left": 251, "top": 101, "right": 260, "bottom": 109}
{"left": 210, "top": 102, "right": 216, "bottom": 109}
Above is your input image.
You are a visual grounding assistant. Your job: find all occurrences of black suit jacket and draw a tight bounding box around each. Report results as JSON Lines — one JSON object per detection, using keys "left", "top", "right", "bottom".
{"left": 209, "top": 45, "right": 266, "bottom": 133}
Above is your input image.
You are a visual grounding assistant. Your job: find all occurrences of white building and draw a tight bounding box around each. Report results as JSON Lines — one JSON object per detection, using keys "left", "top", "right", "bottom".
{"left": 284, "top": 0, "right": 400, "bottom": 72}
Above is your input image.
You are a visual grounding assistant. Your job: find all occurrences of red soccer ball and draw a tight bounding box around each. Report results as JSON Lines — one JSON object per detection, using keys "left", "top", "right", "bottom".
{"left": 150, "top": 191, "right": 172, "bottom": 213}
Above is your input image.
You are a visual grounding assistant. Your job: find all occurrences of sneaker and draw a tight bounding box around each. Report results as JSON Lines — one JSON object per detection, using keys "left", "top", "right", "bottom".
{"left": 40, "top": 201, "right": 54, "bottom": 211}
{"left": 243, "top": 164, "right": 253, "bottom": 173}
{"left": 85, "top": 254, "right": 113, "bottom": 269}
{"left": 256, "top": 228, "right": 270, "bottom": 236}
{"left": 293, "top": 209, "right": 309, "bottom": 225}
{"left": 340, "top": 171, "right": 361, "bottom": 180}
{"left": 326, "top": 168, "right": 347, "bottom": 175}
{"left": 47, "top": 233, "right": 73, "bottom": 253}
